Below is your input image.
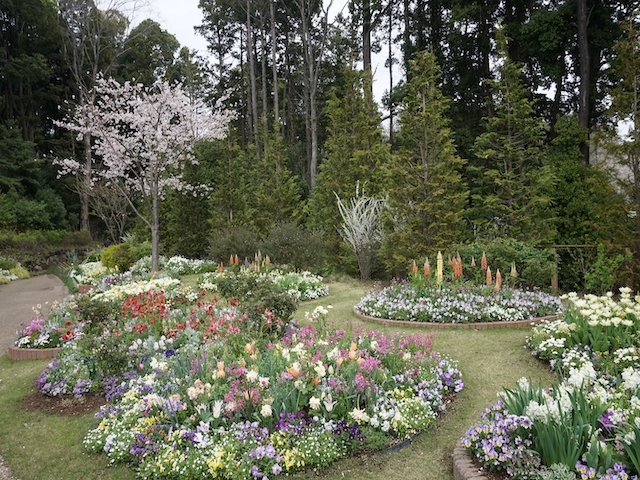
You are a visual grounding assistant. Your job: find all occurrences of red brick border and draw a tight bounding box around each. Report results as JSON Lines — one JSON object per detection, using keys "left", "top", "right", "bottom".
{"left": 8, "top": 346, "right": 60, "bottom": 361}
{"left": 353, "top": 309, "right": 557, "bottom": 329}
{"left": 452, "top": 440, "right": 490, "bottom": 480}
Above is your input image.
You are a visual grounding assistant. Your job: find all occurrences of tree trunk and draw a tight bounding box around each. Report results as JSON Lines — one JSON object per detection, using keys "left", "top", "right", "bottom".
{"left": 388, "top": 3, "right": 394, "bottom": 145}
{"left": 577, "top": 0, "right": 590, "bottom": 165}
{"left": 363, "top": 0, "right": 372, "bottom": 74}
{"left": 81, "top": 130, "right": 91, "bottom": 233}
{"left": 151, "top": 188, "right": 160, "bottom": 272}
{"left": 247, "top": 0, "right": 259, "bottom": 151}
{"left": 260, "top": 22, "right": 269, "bottom": 144}
{"left": 270, "top": 0, "right": 280, "bottom": 128}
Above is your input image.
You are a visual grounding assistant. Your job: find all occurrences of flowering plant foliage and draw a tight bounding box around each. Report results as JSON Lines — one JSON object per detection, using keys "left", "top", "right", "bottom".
{"left": 355, "top": 281, "right": 561, "bottom": 323}
{"left": 69, "top": 261, "right": 114, "bottom": 286}
{"left": 464, "top": 289, "right": 640, "bottom": 480}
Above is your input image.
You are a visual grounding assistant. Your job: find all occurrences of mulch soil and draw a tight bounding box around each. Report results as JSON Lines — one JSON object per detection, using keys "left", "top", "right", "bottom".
{"left": 22, "top": 392, "right": 106, "bottom": 416}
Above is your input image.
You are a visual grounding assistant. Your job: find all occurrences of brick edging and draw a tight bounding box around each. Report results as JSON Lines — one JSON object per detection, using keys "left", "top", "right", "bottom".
{"left": 8, "top": 346, "right": 60, "bottom": 361}
{"left": 353, "top": 309, "right": 558, "bottom": 329}
{"left": 452, "top": 440, "right": 490, "bottom": 480}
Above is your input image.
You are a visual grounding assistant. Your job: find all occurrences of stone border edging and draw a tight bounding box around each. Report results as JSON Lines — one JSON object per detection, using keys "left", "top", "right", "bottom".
{"left": 452, "top": 440, "right": 489, "bottom": 480}
{"left": 353, "top": 308, "right": 558, "bottom": 329}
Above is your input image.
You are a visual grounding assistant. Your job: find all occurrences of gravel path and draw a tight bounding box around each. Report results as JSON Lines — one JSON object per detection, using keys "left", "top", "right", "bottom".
{"left": 0, "top": 274, "right": 69, "bottom": 480}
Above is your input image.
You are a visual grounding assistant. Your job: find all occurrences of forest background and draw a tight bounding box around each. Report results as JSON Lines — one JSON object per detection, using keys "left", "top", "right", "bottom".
{"left": 1, "top": 0, "right": 640, "bottom": 291}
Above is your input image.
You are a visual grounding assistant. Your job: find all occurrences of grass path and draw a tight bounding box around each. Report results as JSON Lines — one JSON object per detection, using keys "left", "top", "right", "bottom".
{"left": 0, "top": 279, "right": 556, "bottom": 480}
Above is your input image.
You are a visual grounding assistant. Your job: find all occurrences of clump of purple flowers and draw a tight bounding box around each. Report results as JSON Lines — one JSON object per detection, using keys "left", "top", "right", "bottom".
{"left": 462, "top": 399, "right": 536, "bottom": 475}
{"left": 576, "top": 461, "right": 640, "bottom": 480}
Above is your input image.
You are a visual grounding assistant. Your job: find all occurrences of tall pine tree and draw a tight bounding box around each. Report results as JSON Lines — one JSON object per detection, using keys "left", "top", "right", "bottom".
{"left": 380, "top": 51, "right": 468, "bottom": 274}
{"left": 471, "top": 37, "right": 556, "bottom": 245}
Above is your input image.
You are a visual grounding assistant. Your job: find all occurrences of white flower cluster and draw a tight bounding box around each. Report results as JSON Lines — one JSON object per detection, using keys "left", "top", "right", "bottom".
{"left": 563, "top": 290, "right": 640, "bottom": 328}
{"left": 613, "top": 347, "right": 640, "bottom": 365}
{"left": 524, "top": 385, "right": 573, "bottom": 424}
{"left": 71, "top": 261, "right": 112, "bottom": 285}
{"left": 0, "top": 269, "right": 18, "bottom": 282}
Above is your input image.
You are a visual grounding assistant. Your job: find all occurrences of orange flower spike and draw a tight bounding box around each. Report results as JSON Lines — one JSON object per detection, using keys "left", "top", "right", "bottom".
{"left": 486, "top": 266, "right": 493, "bottom": 285}
{"left": 495, "top": 269, "right": 502, "bottom": 291}
{"left": 424, "top": 258, "right": 431, "bottom": 276}
{"left": 510, "top": 262, "right": 518, "bottom": 278}
{"left": 234, "top": 254, "right": 239, "bottom": 266}
{"left": 411, "top": 260, "right": 418, "bottom": 275}
{"left": 265, "top": 256, "right": 270, "bottom": 266}
{"left": 229, "top": 254, "right": 234, "bottom": 265}
{"left": 481, "top": 252, "right": 488, "bottom": 271}
{"left": 471, "top": 256, "right": 476, "bottom": 267}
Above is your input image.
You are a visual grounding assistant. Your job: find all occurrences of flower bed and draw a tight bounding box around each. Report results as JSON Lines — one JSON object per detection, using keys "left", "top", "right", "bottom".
{"left": 81, "top": 326, "right": 462, "bottom": 478}
{"left": 25, "top": 261, "right": 463, "bottom": 478}
{"left": 355, "top": 282, "right": 561, "bottom": 324}
{"left": 32, "top": 286, "right": 462, "bottom": 478}
{"left": 462, "top": 288, "right": 640, "bottom": 480}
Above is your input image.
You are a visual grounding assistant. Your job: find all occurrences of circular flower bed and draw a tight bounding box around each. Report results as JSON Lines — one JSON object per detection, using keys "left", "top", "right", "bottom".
{"left": 27, "top": 262, "right": 463, "bottom": 478}
{"left": 355, "top": 282, "right": 561, "bottom": 324}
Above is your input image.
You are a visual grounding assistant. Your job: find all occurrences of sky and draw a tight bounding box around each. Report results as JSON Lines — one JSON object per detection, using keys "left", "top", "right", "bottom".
{"left": 143, "top": 0, "right": 209, "bottom": 56}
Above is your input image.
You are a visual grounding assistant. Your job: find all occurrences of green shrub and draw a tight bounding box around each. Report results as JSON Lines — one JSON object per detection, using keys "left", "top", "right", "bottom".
{"left": 261, "top": 221, "right": 325, "bottom": 272}
{"left": 101, "top": 243, "right": 134, "bottom": 272}
{"left": 212, "top": 269, "right": 298, "bottom": 325}
{"left": 450, "top": 238, "right": 557, "bottom": 290}
{"left": 584, "top": 243, "right": 633, "bottom": 295}
{"left": 75, "top": 295, "right": 121, "bottom": 335}
{"left": 238, "top": 277, "right": 298, "bottom": 324}
{"left": 210, "top": 226, "right": 261, "bottom": 264}
{"left": 131, "top": 241, "right": 152, "bottom": 262}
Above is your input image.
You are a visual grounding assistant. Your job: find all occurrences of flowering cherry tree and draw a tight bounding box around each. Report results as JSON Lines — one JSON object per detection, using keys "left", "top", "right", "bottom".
{"left": 56, "top": 77, "right": 233, "bottom": 271}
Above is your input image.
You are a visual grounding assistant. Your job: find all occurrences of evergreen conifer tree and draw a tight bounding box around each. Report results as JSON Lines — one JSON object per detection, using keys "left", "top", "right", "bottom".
{"left": 471, "top": 37, "right": 556, "bottom": 244}
{"left": 306, "top": 67, "right": 390, "bottom": 269}
{"left": 380, "top": 51, "right": 468, "bottom": 274}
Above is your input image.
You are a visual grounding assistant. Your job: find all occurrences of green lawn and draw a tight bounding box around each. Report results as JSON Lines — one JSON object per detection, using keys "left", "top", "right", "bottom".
{"left": 0, "top": 279, "right": 555, "bottom": 480}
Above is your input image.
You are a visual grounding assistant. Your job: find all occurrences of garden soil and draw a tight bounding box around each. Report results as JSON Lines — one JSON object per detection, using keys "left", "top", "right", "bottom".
{"left": 0, "top": 274, "right": 69, "bottom": 480}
